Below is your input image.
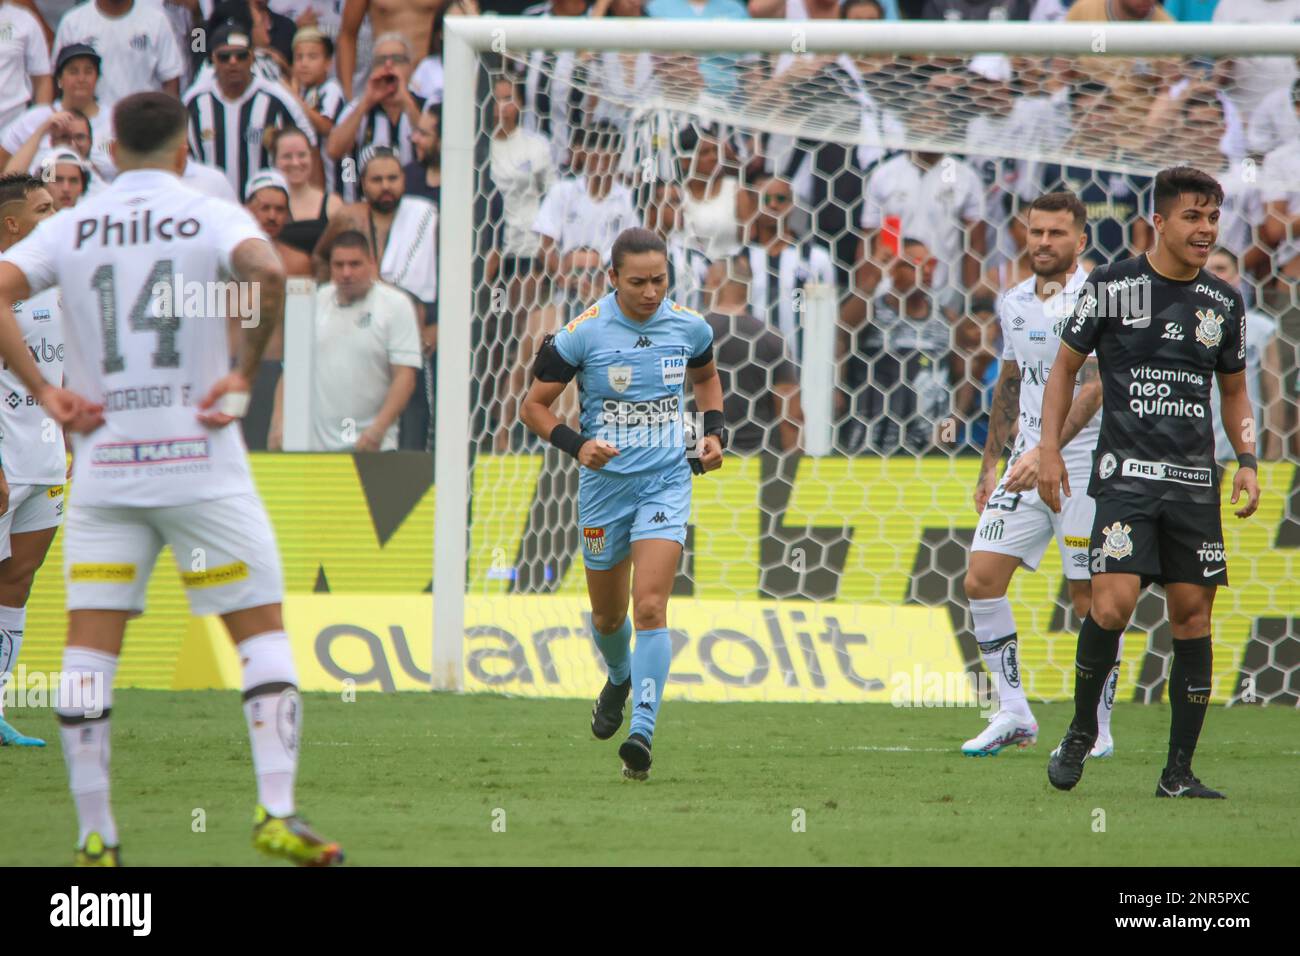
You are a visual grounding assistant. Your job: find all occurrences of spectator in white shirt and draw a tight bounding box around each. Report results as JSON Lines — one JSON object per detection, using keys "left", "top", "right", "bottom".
{"left": 0, "top": 1, "right": 52, "bottom": 130}
{"left": 0, "top": 44, "right": 113, "bottom": 182}
{"left": 1212, "top": 0, "right": 1300, "bottom": 116}
{"left": 53, "top": 0, "right": 183, "bottom": 108}
{"left": 1247, "top": 76, "right": 1300, "bottom": 157}
{"left": 532, "top": 123, "right": 639, "bottom": 285}
{"left": 272, "top": 229, "right": 421, "bottom": 451}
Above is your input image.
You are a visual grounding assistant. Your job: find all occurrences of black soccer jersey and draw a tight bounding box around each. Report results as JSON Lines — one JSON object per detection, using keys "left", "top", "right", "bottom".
{"left": 1060, "top": 254, "right": 1246, "bottom": 504}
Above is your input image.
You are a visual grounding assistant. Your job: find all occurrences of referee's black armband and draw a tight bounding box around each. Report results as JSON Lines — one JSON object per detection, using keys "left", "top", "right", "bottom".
{"left": 686, "top": 344, "right": 714, "bottom": 368}
{"left": 703, "top": 409, "right": 726, "bottom": 437}
{"left": 533, "top": 334, "right": 579, "bottom": 383}
{"left": 549, "top": 424, "right": 589, "bottom": 460}
{"left": 1237, "top": 452, "right": 1258, "bottom": 471}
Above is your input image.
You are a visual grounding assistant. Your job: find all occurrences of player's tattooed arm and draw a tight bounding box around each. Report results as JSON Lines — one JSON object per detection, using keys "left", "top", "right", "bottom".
{"left": 229, "top": 238, "right": 287, "bottom": 381}
{"left": 974, "top": 359, "right": 1020, "bottom": 511}
{"left": 1058, "top": 357, "right": 1101, "bottom": 449}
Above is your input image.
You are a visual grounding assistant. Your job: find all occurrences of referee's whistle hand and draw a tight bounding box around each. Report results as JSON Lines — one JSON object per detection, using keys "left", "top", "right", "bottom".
{"left": 1231, "top": 467, "right": 1261, "bottom": 519}
{"left": 578, "top": 439, "right": 620, "bottom": 470}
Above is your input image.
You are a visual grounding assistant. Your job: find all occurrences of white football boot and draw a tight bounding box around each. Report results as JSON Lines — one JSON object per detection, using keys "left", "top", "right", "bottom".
{"left": 961, "top": 710, "right": 1039, "bottom": 757}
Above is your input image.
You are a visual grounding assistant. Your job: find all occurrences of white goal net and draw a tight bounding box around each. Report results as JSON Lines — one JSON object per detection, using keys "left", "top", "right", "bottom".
{"left": 433, "top": 19, "right": 1300, "bottom": 708}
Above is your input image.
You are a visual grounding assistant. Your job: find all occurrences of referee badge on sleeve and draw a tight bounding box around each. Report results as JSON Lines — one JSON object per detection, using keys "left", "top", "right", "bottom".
{"left": 1101, "top": 522, "right": 1134, "bottom": 560}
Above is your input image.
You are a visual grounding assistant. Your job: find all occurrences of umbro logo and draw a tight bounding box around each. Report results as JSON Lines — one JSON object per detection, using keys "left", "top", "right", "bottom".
{"left": 650, "top": 512, "right": 668, "bottom": 524}
{"left": 634, "top": 336, "right": 654, "bottom": 348}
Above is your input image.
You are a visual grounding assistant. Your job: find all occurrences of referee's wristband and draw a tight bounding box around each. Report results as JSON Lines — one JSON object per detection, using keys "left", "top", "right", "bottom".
{"left": 549, "top": 423, "right": 589, "bottom": 460}
{"left": 1237, "top": 452, "right": 1258, "bottom": 471}
{"left": 703, "top": 409, "right": 726, "bottom": 437}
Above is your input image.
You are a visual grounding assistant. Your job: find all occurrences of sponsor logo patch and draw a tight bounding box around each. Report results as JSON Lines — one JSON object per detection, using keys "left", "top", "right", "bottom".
{"left": 1064, "top": 536, "right": 1089, "bottom": 549}
{"left": 180, "top": 561, "right": 250, "bottom": 588}
{"left": 1099, "top": 452, "right": 1117, "bottom": 479}
{"left": 70, "top": 563, "right": 136, "bottom": 582}
{"left": 1120, "top": 458, "right": 1212, "bottom": 487}
{"left": 47, "top": 485, "right": 64, "bottom": 498}
{"left": 1101, "top": 522, "right": 1134, "bottom": 560}
{"left": 583, "top": 526, "right": 605, "bottom": 555}
{"left": 91, "top": 438, "right": 210, "bottom": 466}
{"left": 565, "top": 304, "right": 599, "bottom": 333}
{"left": 607, "top": 365, "right": 632, "bottom": 394}
{"left": 661, "top": 355, "right": 685, "bottom": 387}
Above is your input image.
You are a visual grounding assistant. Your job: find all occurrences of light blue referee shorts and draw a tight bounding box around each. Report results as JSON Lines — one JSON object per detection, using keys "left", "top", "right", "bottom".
{"left": 578, "top": 458, "right": 692, "bottom": 570}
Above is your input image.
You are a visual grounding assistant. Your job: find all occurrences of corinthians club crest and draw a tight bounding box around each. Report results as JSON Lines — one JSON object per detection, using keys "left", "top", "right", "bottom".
{"left": 1101, "top": 522, "right": 1134, "bottom": 560}
{"left": 1194, "top": 308, "right": 1224, "bottom": 348}
{"left": 607, "top": 365, "right": 632, "bottom": 393}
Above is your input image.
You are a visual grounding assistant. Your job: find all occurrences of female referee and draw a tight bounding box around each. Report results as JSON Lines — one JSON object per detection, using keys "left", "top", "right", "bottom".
{"left": 521, "top": 227, "right": 725, "bottom": 780}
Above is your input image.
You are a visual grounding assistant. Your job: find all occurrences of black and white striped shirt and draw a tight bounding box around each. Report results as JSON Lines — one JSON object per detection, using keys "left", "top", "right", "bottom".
{"left": 303, "top": 78, "right": 347, "bottom": 195}
{"left": 334, "top": 93, "right": 425, "bottom": 201}
{"left": 186, "top": 77, "right": 316, "bottom": 201}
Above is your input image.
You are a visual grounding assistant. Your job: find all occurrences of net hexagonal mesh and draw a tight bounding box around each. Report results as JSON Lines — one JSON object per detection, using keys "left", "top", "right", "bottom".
{"left": 449, "top": 40, "right": 1300, "bottom": 708}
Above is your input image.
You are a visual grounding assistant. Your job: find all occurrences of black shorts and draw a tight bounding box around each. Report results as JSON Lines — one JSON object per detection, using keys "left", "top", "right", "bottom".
{"left": 1089, "top": 492, "right": 1228, "bottom": 588}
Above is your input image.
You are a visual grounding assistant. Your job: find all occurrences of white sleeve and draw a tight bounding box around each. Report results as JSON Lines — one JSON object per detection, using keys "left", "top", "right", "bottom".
{"left": 24, "top": 16, "right": 50, "bottom": 76}
{"left": 860, "top": 168, "right": 885, "bottom": 230}
{"left": 960, "top": 167, "right": 985, "bottom": 222}
{"left": 385, "top": 290, "right": 423, "bottom": 369}
{"left": 1260, "top": 150, "right": 1290, "bottom": 204}
{"left": 210, "top": 201, "right": 271, "bottom": 274}
{"left": 51, "top": 15, "right": 69, "bottom": 62}
{"left": 532, "top": 182, "right": 565, "bottom": 241}
{"left": 0, "top": 109, "right": 44, "bottom": 155}
{"left": 997, "top": 296, "right": 1015, "bottom": 361}
{"left": 153, "top": 13, "right": 185, "bottom": 84}
{"left": 0, "top": 215, "right": 62, "bottom": 295}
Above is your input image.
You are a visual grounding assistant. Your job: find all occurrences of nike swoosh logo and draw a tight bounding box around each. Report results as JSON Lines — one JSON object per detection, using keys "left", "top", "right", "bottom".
{"left": 1203, "top": 567, "right": 1225, "bottom": 577}
{"left": 1121, "top": 317, "right": 1148, "bottom": 326}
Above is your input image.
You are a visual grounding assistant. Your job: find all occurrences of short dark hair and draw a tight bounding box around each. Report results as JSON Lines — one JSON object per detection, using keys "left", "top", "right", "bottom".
{"left": 610, "top": 227, "right": 666, "bottom": 271}
{"left": 0, "top": 173, "right": 44, "bottom": 208}
{"left": 330, "top": 230, "right": 372, "bottom": 258}
{"left": 1028, "top": 190, "right": 1087, "bottom": 230}
{"left": 1153, "top": 166, "right": 1223, "bottom": 218}
{"left": 114, "top": 92, "right": 188, "bottom": 155}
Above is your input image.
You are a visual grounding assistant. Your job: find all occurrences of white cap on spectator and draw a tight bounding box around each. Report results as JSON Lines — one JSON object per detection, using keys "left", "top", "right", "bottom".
{"left": 31, "top": 147, "right": 89, "bottom": 180}
{"left": 246, "top": 168, "right": 289, "bottom": 199}
{"left": 969, "top": 54, "right": 1011, "bottom": 83}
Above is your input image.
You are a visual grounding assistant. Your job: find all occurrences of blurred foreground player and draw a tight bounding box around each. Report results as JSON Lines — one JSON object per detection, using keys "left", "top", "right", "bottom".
{"left": 1039, "top": 167, "right": 1261, "bottom": 798}
{"left": 521, "top": 228, "right": 725, "bottom": 780}
{"left": 964, "top": 192, "right": 1107, "bottom": 757}
{"left": 0, "top": 174, "right": 64, "bottom": 749}
{"left": 0, "top": 93, "right": 344, "bottom": 864}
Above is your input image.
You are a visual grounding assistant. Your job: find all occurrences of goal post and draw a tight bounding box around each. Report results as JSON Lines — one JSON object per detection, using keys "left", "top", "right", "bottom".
{"left": 434, "top": 17, "right": 1300, "bottom": 704}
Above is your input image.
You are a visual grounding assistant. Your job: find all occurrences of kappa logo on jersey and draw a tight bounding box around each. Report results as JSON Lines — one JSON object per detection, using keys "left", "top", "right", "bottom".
{"left": 661, "top": 356, "right": 685, "bottom": 387}
{"left": 650, "top": 512, "right": 668, "bottom": 524}
{"left": 91, "top": 438, "right": 210, "bottom": 466}
{"left": 1161, "top": 322, "right": 1184, "bottom": 341}
{"left": 634, "top": 336, "right": 653, "bottom": 348}
{"left": 583, "top": 526, "right": 605, "bottom": 555}
{"left": 1098, "top": 452, "right": 1117, "bottom": 479}
{"left": 565, "top": 304, "right": 598, "bottom": 333}
{"left": 1101, "top": 522, "right": 1134, "bottom": 560}
{"left": 1194, "top": 308, "right": 1224, "bottom": 348}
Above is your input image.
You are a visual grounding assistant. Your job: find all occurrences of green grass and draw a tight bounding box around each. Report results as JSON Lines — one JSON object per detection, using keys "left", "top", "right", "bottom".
{"left": 4, "top": 691, "right": 1297, "bottom": 866}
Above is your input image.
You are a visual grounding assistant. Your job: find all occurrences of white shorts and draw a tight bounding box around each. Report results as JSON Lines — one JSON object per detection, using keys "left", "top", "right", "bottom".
{"left": 971, "top": 462, "right": 1096, "bottom": 580}
{"left": 63, "top": 493, "right": 284, "bottom": 616}
{"left": 0, "top": 483, "right": 65, "bottom": 562}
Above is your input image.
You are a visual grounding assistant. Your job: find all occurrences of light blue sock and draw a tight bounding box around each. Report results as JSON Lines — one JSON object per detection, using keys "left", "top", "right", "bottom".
{"left": 629, "top": 627, "right": 671, "bottom": 742}
{"left": 593, "top": 616, "right": 632, "bottom": 685}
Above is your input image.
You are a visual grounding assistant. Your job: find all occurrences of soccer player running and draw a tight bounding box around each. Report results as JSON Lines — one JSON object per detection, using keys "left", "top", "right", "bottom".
{"left": 0, "top": 93, "right": 343, "bottom": 864}
{"left": 964, "top": 192, "right": 1107, "bottom": 757}
{"left": 1040, "top": 167, "right": 1261, "bottom": 799}
{"left": 521, "top": 227, "right": 725, "bottom": 781}
{"left": 0, "top": 174, "right": 65, "bottom": 749}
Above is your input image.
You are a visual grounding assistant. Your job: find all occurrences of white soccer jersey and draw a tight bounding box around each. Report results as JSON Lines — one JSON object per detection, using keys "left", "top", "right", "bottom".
{"left": 489, "top": 127, "right": 555, "bottom": 258}
{"left": 2, "top": 168, "right": 267, "bottom": 508}
{"left": 998, "top": 267, "right": 1100, "bottom": 467}
{"left": 0, "top": 3, "right": 50, "bottom": 123}
{"left": 53, "top": 0, "right": 184, "bottom": 110}
{"left": 0, "top": 285, "right": 66, "bottom": 485}
{"left": 532, "top": 176, "right": 639, "bottom": 261}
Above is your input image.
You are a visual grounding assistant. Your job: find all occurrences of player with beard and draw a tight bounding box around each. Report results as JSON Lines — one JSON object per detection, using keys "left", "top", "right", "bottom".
{"left": 1040, "top": 167, "right": 1261, "bottom": 799}
{"left": 963, "top": 192, "right": 1106, "bottom": 757}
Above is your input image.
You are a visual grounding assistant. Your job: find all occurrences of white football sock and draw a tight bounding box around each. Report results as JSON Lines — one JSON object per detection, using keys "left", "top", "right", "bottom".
{"left": 0, "top": 604, "right": 26, "bottom": 717}
{"left": 56, "top": 646, "right": 118, "bottom": 847}
{"left": 1096, "top": 633, "right": 1124, "bottom": 741}
{"left": 970, "top": 596, "right": 1032, "bottom": 719}
{"left": 239, "top": 631, "right": 300, "bottom": 818}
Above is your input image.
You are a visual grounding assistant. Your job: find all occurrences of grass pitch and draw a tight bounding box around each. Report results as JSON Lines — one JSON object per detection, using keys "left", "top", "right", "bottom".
{"left": 4, "top": 691, "right": 1296, "bottom": 866}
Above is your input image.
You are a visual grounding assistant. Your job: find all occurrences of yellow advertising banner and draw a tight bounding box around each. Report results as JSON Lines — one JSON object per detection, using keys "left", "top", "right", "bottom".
{"left": 173, "top": 595, "right": 971, "bottom": 703}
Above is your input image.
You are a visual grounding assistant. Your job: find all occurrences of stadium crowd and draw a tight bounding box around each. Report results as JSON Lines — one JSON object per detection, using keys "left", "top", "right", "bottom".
{"left": 1, "top": 0, "right": 1298, "bottom": 459}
